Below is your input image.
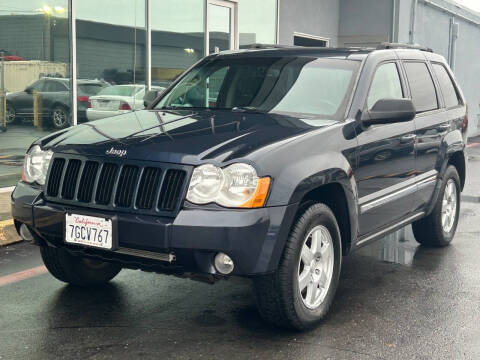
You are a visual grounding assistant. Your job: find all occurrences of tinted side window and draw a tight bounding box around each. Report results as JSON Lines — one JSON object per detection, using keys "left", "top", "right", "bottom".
{"left": 432, "top": 63, "right": 460, "bottom": 108}
{"left": 367, "top": 63, "right": 403, "bottom": 109}
{"left": 44, "top": 81, "right": 68, "bottom": 92}
{"left": 30, "top": 80, "right": 45, "bottom": 91}
{"left": 404, "top": 62, "right": 438, "bottom": 113}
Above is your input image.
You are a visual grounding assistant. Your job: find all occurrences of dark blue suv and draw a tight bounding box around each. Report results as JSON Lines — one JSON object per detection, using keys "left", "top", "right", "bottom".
{"left": 11, "top": 44, "right": 468, "bottom": 330}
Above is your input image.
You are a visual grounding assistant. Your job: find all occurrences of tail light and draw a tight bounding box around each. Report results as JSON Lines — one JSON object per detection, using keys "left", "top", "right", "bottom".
{"left": 77, "top": 96, "right": 89, "bottom": 102}
{"left": 119, "top": 101, "right": 132, "bottom": 111}
{"left": 87, "top": 101, "right": 92, "bottom": 109}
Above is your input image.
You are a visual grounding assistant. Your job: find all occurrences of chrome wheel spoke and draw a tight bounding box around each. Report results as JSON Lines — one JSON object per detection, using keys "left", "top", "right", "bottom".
{"left": 301, "top": 244, "right": 313, "bottom": 264}
{"left": 441, "top": 179, "right": 457, "bottom": 233}
{"left": 306, "top": 282, "right": 317, "bottom": 304}
{"left": 298, "top": 268, "right": 310, "bottom": 291}
{"left": 310, "top": 231, "right": 320, "bottom": 254}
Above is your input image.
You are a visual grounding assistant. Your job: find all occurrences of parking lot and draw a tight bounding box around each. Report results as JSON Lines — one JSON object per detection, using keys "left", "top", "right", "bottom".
{"left": 0, "top": 144, "right": 478, "bottom": 359}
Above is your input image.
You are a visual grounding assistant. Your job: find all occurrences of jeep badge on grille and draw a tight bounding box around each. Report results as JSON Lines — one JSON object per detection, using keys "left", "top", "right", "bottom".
{"left": 105, "top": 147, "right": 127, "bottom": 157}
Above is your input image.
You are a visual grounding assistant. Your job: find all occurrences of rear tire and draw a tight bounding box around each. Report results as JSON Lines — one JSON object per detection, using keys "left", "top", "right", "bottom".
{"left": 254, "top": 203, "right": 342, "bottom": 330}
{"left": 412, "top": 165, "right": 461, "bottom": 247}
{"left": 6, "top": 103, "right": 16, "bottom": 124}
{"left": 51, "top": 105, "right": 70, "bottom": 129}
{"left": 40, "top": 246, "right": 122, "bottom": 286}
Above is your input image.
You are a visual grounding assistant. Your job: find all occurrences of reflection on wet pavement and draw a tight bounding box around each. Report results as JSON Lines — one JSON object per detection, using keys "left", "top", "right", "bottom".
{"left": 355, "top": 226, "right": 419, "bottom": 266}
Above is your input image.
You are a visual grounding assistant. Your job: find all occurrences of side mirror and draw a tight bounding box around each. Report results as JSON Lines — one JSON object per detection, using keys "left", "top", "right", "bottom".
{"left": 143, "top": 90, "right": 161, "bottom": 109}
{"left": 25, "top": 87, "right": 33, "bottom": 94}
{"left": 362, "top": 99, "right": 416, "bottom": 127}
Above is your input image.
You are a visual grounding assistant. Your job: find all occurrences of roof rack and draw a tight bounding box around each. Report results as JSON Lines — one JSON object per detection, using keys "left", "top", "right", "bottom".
{"left": 247, "top": 43, "right": 298, "bottom": 49}
{"left": 377, "top": 42, "right": 433, "bottom": 52}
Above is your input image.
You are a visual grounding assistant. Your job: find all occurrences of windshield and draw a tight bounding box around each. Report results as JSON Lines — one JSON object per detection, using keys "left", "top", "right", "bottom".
{"left": 156, "top": 56, "right": 360, "bottom": 119}
{"left": 98, "top": 85, "right": 142, "bottom": 97}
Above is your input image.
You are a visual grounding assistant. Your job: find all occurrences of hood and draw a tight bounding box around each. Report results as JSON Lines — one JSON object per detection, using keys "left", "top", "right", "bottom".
{"left": 40, "top": 109, "right": 337, "bottom": 165}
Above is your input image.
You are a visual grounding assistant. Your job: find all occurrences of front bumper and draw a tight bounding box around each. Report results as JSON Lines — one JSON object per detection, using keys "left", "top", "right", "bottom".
{"left": 11, "top": 182, "right": 297, "bottom": 276}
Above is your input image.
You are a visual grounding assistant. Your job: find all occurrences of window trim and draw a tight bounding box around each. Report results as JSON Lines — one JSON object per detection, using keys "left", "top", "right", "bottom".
{"left": 401, "top": 60, "right": 440, "bottom": 115}
{"left": 363, "top": 60, "right": 407, "bottom": 112}
{"left": 430, "top": 61, "right": 464, "bottom": 110}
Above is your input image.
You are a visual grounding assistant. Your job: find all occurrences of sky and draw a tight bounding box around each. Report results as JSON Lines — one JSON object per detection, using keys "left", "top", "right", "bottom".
{"left": 454, "top": 0, "right": 480, "bottom": 13}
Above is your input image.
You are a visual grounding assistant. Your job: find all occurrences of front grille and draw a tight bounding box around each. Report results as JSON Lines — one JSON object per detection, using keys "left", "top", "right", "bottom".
{"left": 61, "top": 159, "right": 81, "bottom": 200}
{"left": 159, "top": 170, "right": 187, "bottom": 211}
{"left": 95, "top": 163, "right": 118, "bottom": 205}
{"left": 115, "top": 165, "right": 139, "bottom": 207}
{"left": 77, "top": 161, "right": 99, "bottom": 203}
{"left": 46, "top": 158, "right": 65, "bottom": 197}
{"left": 136, "top": 167, "right": 162, "bottom": 209}
{"left": 45, "top": 156, "right": 189, "bottom": 215}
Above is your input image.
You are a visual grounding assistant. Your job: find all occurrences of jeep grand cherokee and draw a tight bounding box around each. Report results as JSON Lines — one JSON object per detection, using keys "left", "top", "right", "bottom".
{"left": 11, "top": 44, "right": 468, "bottom": 330}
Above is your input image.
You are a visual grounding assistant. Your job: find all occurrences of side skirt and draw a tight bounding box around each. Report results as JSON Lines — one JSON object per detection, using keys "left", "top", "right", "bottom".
{"left": 354, "top": 211, "right": 425, "bottom": 249}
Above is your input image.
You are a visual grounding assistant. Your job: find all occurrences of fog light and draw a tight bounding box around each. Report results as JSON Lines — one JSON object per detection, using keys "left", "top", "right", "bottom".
{"left": 214, "top": 253, "right": 234, "bottom": 275}
{"left": 19, "top": 224, "right": 34, "bottom": 242}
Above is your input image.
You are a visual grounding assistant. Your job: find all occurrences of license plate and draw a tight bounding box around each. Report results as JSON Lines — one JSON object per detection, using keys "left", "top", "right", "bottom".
{"left": 65, "top": 213, "right": 113, "bottom": 250}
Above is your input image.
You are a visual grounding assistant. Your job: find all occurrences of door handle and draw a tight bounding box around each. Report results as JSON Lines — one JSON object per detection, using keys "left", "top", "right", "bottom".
{"left": 439, "top": 123, "right": 451, "bottom": 131}
{"left": 400, "top": 134, "right": 417, "bottom": 143}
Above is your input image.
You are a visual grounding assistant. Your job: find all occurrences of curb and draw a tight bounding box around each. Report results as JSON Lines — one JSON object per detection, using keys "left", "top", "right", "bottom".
{"left": 0, "top": 219, "right": 21, "bottom": 247}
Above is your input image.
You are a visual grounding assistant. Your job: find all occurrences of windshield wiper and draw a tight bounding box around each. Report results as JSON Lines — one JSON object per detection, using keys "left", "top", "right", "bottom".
{"left": 231, "top": 106, "right": 268, "bottom": 114}
{"left": 160, "top": 106, "right": 210, "bottom": 111}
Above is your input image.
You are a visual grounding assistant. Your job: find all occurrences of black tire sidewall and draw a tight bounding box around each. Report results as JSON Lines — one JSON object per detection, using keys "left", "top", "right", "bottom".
{"left": 286, "top": 204, "right": 342, "bottom": 328}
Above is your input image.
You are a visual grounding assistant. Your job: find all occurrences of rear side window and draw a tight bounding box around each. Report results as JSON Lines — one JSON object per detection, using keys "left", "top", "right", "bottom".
{"left": 432, "top": 63, "right": 461, "bottom": 108}
{"left": 78, "top": 84, "right": 104, "bottom": 96}
{"left": 367, "top": 62, "right": 404, "bottom": 109}
{"left": 403, "top": 62, "right": 438, "bottom": 113}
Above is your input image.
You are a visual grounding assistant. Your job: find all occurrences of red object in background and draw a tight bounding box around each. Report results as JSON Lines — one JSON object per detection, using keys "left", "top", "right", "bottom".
{"left": 77, "top": 96, "right": 89, "bottom": 102}
{"left": 119, "top": 101, "right": 131, "bottom": 110}
{"left": 3, "top": 55, "right": 24, "bottom": 61}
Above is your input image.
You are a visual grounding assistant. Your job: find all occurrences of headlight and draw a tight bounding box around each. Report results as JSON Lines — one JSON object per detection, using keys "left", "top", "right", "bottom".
{"left": 22, "top": 145, "right": 53, "bottom": 185}
{"left": 186, "top": 163, "right": 271, "bottom": 208}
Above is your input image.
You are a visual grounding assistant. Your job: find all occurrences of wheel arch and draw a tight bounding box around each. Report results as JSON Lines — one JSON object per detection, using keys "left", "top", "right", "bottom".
{"left": 447, "top": 151, "right": 466, "bottom": 190}
{"left": 293, "top": 179, "right": 357, "bottom": 255}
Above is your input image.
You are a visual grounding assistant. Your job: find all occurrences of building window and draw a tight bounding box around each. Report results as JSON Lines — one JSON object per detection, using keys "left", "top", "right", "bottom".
{"left": 0, "top": 0, "right": 71, "bottom": 187}
{"left": 239, "top": 0, "right": 277, "bottom": 46}
{"left": 293, "top": 32, "right": 329, "bottom": 47}
{"left": 151, "top": 0, "right": 204, "bottom": 88}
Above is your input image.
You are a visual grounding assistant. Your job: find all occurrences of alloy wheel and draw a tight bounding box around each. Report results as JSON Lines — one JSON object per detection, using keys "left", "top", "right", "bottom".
{"left": 53, "top": 108, "right": 68, "bottom": 128}
{"left": 297, "top": 225, "right": 335, "bottom": 309}
{"left": 441, "top": 179, "right": 457, "bottom": 233}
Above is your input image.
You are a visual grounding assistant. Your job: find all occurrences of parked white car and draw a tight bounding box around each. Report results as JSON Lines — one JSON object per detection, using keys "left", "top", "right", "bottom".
{"left": 86, "top": 85, "right": 164, "bottom": 121}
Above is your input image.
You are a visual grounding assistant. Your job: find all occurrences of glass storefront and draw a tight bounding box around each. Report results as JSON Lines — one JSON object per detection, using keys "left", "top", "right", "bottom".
{"left": 0, "top": 0, "right": 278, "bottom": 188}
{"left": 0, "top": 0, "right": 71, "bottom": 187}
{"left": 151, "top": 0, "right": 204, "bottom": 88}
{"left": 76, "top": 0, "right": 147, "bottom": 123}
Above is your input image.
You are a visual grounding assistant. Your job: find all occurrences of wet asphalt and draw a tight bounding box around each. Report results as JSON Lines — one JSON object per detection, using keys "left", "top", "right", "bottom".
{"left": 1, "top": 147, "right": 480, "bottom": 359}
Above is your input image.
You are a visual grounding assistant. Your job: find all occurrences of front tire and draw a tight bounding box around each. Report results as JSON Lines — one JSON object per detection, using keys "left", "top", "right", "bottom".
{"left": 412, "top": 165, "right": 461, "bottom": 247}
{"left": 254, "top": 203, "right": 342, "bottom": 330}
{"left": 40, "top": 246, "right": 122, "bottom": 286}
